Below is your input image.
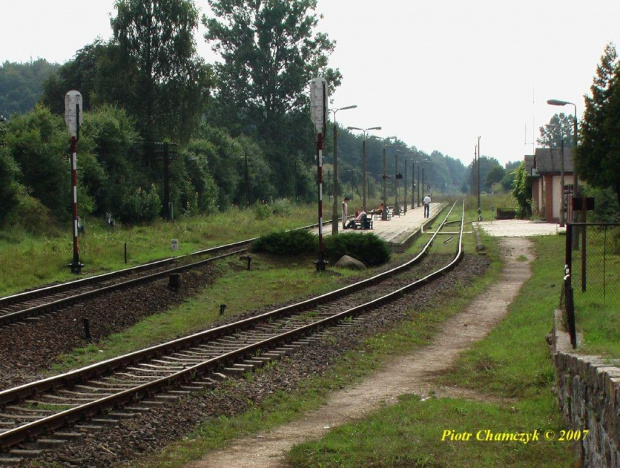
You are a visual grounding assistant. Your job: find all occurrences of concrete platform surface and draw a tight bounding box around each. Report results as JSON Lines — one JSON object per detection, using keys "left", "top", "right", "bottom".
{"left": 313, "top": 203, "right": 442, "bottom": 246}
{"left": 476, "top": 219, "right": 565, "bottom": 237}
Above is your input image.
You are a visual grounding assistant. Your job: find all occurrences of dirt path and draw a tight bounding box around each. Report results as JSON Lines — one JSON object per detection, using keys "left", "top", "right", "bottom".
{"left": 186, "top": 237, "right": 533, "bottom": 468}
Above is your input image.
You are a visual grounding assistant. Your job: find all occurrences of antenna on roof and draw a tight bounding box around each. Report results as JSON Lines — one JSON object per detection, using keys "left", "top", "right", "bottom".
{"left": 524, "top": 84, "right": 535, "bottom": 155}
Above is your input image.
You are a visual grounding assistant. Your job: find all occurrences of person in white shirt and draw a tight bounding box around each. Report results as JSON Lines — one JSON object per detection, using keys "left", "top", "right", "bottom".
{"left": 423, "top": 195, "right": 431, "bottom": 218}
{"left": 345, "top": 209, "right": 367, "bottom": 229}
{"left": 342, "top": 197, "right": 349, "bottom": 229}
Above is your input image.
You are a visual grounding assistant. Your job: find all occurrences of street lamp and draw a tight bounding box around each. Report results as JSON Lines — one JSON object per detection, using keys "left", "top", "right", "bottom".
{"left": 412, "top": 157, "right": 429, "bottom": 207}
{"left": 347, "top": 126, "right": 381, "bottom": 212}
{"left": 476, "top": 136, "right": 482, "bottom": 221}
{"left": 404, "top": 156, "right": 408, "bottom": 214}
{"left": 382, "top": 137, "right": 398, "bottom": 220}
{"left": 547, "top": 99, "right": 579, "bottom": 201}
{"left": 330, "top": 105, "right": 358, "bottom": 235}
{"left": 393, "top": 149, "right": 401, "bottom": 215}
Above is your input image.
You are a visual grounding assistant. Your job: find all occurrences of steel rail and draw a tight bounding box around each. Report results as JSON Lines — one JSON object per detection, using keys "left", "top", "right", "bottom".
{"left": 0, "top": 238, "right": 255, "bottom": 308}
{"left": 0, "top": 203, "right": 463, "bottom": 450}
{"left": 0, "top": 242, "right": 252, "bottom": 328}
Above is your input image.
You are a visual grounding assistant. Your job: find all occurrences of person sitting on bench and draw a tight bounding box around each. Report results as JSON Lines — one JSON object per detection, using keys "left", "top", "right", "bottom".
{"left": 344, "top": 209, "right": 367, "bottom": 229}
{"left": 371, "top": 202, "right": 384, "bottom": 217}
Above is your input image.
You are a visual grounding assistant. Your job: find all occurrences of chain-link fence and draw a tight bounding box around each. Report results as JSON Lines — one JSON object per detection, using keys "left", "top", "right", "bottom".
{"left": 567, "top": 223, "right": 620, "bottom": 304}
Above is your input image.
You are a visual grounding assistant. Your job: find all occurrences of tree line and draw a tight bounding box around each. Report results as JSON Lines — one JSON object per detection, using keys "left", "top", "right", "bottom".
{"left": 0, "top": 0, "right": 521, "bottom": 232}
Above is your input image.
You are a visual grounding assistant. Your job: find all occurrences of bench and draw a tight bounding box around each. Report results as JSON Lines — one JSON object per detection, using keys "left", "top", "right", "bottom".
{"left": 496, "top": 207, "right": 517, "bottom": 220}
{"left": 370, "top": 209, "right": 392, "bottom": 221}
{"left": 353, "top": 214, "right": 373, "bottom": 230}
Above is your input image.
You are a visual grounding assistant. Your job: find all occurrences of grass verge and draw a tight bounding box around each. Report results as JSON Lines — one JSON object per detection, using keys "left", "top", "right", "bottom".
{"left": 285, "top": 234, "right": 574, "bottom": 467}
{"left": 126, "top": 233, "right": 504, "bottom": 467}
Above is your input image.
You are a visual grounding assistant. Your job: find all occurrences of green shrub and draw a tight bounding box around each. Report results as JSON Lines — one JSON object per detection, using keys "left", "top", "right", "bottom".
{"left": 253, "top": 201, "right": 273, "bottom": 220}
{"left": 119, "top": 184, "right": 162, "bottom": 223}
{"left": 324, "top": 233, "right": 390, "bottom": 266}
{"left": 251, "top": 230, "right": 317, "bottom": 255}
{"left": 7, "top": 189, "right": 57, "bottom": 235}
{"left": 271, "top": 198, "right": 293, "bottom": 216}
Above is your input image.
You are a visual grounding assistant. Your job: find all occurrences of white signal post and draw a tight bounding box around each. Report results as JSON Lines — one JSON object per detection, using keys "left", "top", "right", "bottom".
{"left": 310, "top": 77, "right": 329, "bottom": 271}
{"left": 65, "top": 90, "right": 84, "bottom": 274}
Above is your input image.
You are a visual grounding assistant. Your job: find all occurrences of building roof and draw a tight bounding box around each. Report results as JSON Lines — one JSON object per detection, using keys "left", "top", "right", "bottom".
{"left": 524, "top": 155, "right": 534, "bottom": 176}
{"left": 533, "top": 147, "right": 574, "bottom": 174}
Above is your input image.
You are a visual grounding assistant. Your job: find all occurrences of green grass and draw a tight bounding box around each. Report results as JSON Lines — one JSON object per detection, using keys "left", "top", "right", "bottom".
{"left": 1, "top": 196, "right": 604, "bottom": 467}
{"left": 127, "top": 229, "right": 504, "bottom": 467}
{"left": 570, "top": 238, "right": 620, "bottom": 358}
{"left": 282, "top": 234, "right": 574, "bottom": 467}
{"left": 0, "top": 205, "right": 319, "bottom": 297}
{"left": 48, "top": 253, "right": 356, "bottom": 372}
{"left": 287, "top": 396, "right": 571, "bottom": 467}
{"left": 442, "top": 235, "right": 565, "bottom": 399}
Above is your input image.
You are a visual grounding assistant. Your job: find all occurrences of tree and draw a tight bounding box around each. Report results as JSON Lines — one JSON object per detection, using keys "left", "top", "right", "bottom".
{"left": 41, "top": 41, "right": 133, "bottom": 115}
{"left": 111, "top": 0, "right": 212, "bottom": 142}
{"left": 3, "top": 105, "right": 71, "bottom": 219}
{"left": 0, "top": 60, "right": 60, "bottom": 116}
{"left": 0, "top": 145, "right": 20, "bottom": 225}
{"left": 485, "top": 165, "right": 505, "bottom": 191}
{"left": 579, "top": 42, "right": 620, "bottom": 203}
{"left": 511, "top": 161, "right": 532, "bottom": 218}
{"left": 204, "top": 0, "right": 342, "bottom": 195}
{"left": 537, "top": 113, "right": 575, "bottom": 148}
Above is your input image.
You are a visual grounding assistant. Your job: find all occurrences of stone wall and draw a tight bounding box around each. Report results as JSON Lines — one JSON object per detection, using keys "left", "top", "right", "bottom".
{"left": 552, "top": 309, "right": 620, "bottom": 466}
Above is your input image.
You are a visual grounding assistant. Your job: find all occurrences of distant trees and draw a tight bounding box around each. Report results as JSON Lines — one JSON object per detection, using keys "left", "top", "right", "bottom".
{"left": 468, "top": 156, "right": 505, "bottom": 194}
{"left": 579, "top": 42, "right": 620, "bottom": 203}
{"left": 0, "top": 60, "right": 60, "bottom": 116}
{"left": 4, "top": 0, "right": 530, "bottom": 231}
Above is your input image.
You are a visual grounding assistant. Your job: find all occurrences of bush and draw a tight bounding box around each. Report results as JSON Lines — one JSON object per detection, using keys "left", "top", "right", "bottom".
{"left": 271, "top": 198, "right": 293, "bottom": 216}
{"left": 324, "top": 233, "right": 390, "bottom": 266}
{"left": 251, "top": 230, "right": 317, "bottom": 255}
{"left": 8, "top": 189, "right": 57, "bottom": 234}
{"left": 119, "top": 184, "right": 162, "bottom": 223}
{"left": 253, "top": 201, "right": 273, "bottom": 220}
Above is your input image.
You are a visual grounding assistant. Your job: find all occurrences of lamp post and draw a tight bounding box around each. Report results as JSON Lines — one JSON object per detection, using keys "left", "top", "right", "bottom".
{"left": 347, "top": 126, "right": 381, "bottom": 212}
{"left": 547, "top": 99, "right": 579, "bottom": 202}
{"left": 476, "top": 136, "right": 482, "bottom": 221}
{"left": 404, "top": 156, "right": 407, "bottom": 214}
{"left": 382, "top": 137, "right": 398, "bottom": 220}
{"left": 330, "top": 105, "right": 357, "bottom": 235}
{"left": 411, "top": 159, "right": 415, "bottom": 209}
{"left": 415, "top": 157, "right": 429, "bottom": 207}
{"left": 393, "top": 150, "right": 400, "bottom": 214}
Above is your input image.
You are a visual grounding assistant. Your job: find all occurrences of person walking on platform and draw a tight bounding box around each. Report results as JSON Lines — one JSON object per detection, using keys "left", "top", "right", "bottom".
{"left": 423, "top": 194, "right": 431, "bottom": 218}
{"left": 342, "top": 197, "right": 349, "bottom": 229}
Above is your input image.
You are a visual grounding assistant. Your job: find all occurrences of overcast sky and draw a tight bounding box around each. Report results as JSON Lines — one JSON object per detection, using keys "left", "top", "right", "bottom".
{"left": 2, "top": 0, "right": 619, "bottom": 166}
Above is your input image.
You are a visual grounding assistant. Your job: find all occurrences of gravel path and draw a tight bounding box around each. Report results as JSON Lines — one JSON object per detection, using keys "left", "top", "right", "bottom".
{"left": 185, "top": 237, "right": 533, "bottom": 468}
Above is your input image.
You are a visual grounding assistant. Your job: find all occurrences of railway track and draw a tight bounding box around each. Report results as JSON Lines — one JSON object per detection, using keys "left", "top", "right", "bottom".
{"left": 0, "top": 202, "right": 464, "bottom": 463}
{"left": 0, "top": 239, "right": 254, "bottom": 328}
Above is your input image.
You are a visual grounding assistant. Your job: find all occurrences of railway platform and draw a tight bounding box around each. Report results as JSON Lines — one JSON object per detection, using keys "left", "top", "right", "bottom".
{"left": 315, "top": 202, "right": 443, "bottom": 253}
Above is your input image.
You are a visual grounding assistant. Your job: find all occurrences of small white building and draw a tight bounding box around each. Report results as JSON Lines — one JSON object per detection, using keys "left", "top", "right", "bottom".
{"left": 526, "top": 147, "right": 575, "bottom": 224}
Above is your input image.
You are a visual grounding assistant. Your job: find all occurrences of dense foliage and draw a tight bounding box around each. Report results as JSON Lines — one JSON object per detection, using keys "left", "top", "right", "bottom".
{"left": 511, "top": 161, "right": 532, "bottom": 218}
{"left": 250, "top": 229, "right": 390, "bottom": 267}
{"left": 251, "top": 230, "right": 317, "bottom": 256}
{"left": 579, "top": 43, "right": 620, "bottom": 203}
{"left": 204, "top": 0, "right": 342, "bottom": 196}
{"left": 0, "top": 60, "right": 59, "bottom": 116}
{"left": 112, "top": 0, "right": 212, "bottom": 142}
{"left": 0, "top": 0, "right": 522, "bottom": 234}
